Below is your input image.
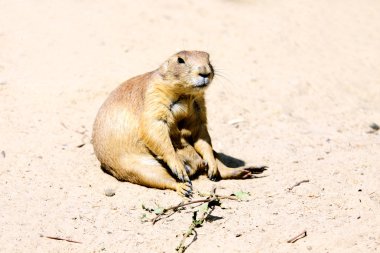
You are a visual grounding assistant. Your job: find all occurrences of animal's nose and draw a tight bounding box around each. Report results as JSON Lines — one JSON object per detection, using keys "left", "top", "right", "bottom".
{"left": 199, "top": 73, "right": 210, "bottom": 78}
{"left": 197, "top": 65, "right": 211, "bottom": 75}
{"left": 197, "top": 65, "right": 212, "bottom": 78}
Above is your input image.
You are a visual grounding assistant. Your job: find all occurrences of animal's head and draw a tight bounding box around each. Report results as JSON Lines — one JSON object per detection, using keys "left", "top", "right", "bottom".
{"left": 159, "top": 50, "right": 214, "bottom": 90}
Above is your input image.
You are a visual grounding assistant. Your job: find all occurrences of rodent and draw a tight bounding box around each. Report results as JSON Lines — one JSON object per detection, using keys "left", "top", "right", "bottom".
{"left": 92, "top": 50, "right": 259, "bottom": 197}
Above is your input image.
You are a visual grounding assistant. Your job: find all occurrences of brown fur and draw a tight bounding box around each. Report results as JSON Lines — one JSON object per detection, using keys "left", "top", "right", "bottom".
{"left": 92, "top": 50, "right": 258, "bottom": 197}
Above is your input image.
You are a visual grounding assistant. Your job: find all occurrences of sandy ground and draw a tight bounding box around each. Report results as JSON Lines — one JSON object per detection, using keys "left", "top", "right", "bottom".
{"left": 1, "top": 0, "right": 380, "bottom": 252}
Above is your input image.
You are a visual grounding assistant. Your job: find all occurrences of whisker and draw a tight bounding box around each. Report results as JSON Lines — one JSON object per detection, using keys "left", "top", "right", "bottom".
{"left": 214, "top": 72, "right": 233, "bottom": 85}
{"left": 212, "top": 66, "right": 233, "bottom": 86}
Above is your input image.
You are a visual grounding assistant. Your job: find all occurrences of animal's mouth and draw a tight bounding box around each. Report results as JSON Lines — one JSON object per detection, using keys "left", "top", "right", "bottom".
{"left": 193, "top": 77, "right": 211, "bottom": 88}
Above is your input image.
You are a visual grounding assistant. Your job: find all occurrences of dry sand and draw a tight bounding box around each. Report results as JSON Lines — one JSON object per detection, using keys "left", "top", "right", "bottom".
{"left": 1, "top": 0, "right": 380, "bottom": 252}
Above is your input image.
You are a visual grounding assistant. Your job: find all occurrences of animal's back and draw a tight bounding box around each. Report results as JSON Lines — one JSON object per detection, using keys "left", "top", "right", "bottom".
{"left": 92, "top": 72, "right": 153, "bottom": 168}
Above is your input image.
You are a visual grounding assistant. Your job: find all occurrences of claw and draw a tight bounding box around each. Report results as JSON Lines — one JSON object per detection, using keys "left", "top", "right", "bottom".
{"left": 201, "top": 160, "right": 208, "bottom": 168}
{"left": 208, "top": 171, "right": 220, "bottom": 181}
{"left": 184, "top": 181, "right": 192, "bottom": 188}
{"left": 183, "top": 174, "right": 190, "bottom": 182}
{"left": 180, "top": 187, "right": 188, "bottom": 196}
{"left": 210, "top": 176, "right": 219, "bottom": 182}
{"left": 185, "top": 189, "right": 193, "bottom": 198}
{"left": 184, "top": 164, "right": 191, "bottom": 174}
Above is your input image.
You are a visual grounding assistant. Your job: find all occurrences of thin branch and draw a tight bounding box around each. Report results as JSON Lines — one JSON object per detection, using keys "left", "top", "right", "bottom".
{"left": 151, "top": 195, "right": 239, "bottom": 224}
{"left": 141, "top": 186, "right": 245, "bottom": 252}
{"left": 176, "top": 198, "right": 218, "bottom": 253}
{"left": 176, "top": 213, "right": 203, "bottom": 253}
{"left": 152, "top": 198, "right": 212, "bottom": 224}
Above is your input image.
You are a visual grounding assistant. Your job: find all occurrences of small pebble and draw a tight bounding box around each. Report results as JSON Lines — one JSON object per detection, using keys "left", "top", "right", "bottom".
{"left": 104, "top": 188, "right": 115, "bottom": 197}
{"left": 227, "top": 118, "right": 245, "bottom": 126}
{"left": 370, "top": 123, "right": 379, "bottom": 131}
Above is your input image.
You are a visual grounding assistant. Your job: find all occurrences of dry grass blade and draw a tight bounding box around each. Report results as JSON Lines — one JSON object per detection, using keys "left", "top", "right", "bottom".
{"left": 40, "top": 234, "right": 82, "bottom": 244}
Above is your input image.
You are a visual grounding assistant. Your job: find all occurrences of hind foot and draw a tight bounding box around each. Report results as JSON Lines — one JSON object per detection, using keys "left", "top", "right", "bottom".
{"left": 219, "top": 165, "right": 267, "bottom": 180}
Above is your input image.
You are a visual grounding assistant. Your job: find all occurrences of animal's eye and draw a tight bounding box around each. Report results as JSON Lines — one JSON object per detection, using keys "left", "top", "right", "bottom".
{"left": 177, "top": 57, "right": 185, "bottom": 64}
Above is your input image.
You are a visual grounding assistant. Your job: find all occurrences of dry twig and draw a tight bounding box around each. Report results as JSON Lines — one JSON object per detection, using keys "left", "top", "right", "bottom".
{"left": 151, "top": 198, "right": 214, "bottom": 224}
{"left": 151, "top": 190, "right": 238, "bottom": 224}
{"left": 287, "top": 230, "right": 307, "bottom": 243}
{"left": 141, "top": 186, "right": 245, "bottom": 253}
{"left": 287, "top": 179, "right": 310, "bottom": 191}
{"left": 176, "top": 209, "right": 210, "bottom": 253}
{"left": 176, "top": 196, "right": 220, "bottom": 252}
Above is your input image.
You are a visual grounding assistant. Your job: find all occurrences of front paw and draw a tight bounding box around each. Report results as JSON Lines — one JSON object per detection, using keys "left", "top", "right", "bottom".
{"left": 169, "top": 161, "right": 190, "bottom": 182}
{"left": 176, "top": 181, "right": 193, "bottom": 198}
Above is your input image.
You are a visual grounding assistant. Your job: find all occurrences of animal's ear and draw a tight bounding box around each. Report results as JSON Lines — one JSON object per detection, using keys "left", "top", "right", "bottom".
{"left": 159, "top": 61, "right": 168, "bottom": 76}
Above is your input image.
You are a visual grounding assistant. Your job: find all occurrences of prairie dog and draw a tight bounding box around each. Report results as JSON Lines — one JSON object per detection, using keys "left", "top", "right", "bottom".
{"left": 92, "top": 51, "right": 259, "bottom": 197}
